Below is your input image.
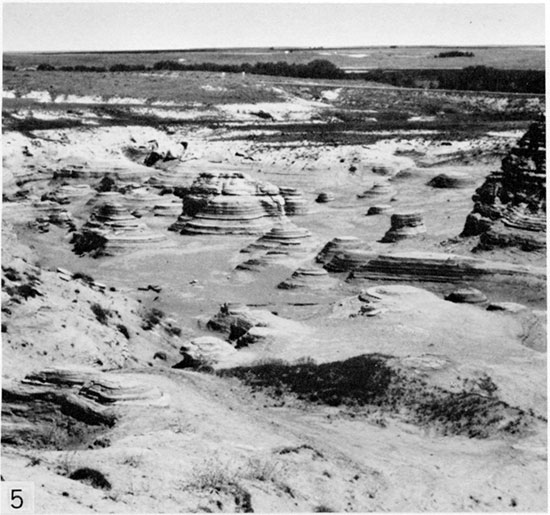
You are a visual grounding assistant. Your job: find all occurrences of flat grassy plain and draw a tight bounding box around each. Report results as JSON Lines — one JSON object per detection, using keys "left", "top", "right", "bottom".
{"left": 4, "top": 45, "right": 545, "bottom": 71}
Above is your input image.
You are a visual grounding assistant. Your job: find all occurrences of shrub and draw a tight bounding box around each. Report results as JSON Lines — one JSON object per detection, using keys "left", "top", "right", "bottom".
{"left": 90, "top": 303, "right": 111, "bottom": 325}
{"left": 142, "top": 307, "right": 165, "bottom": 330}
{"left": 116, "top": 324, "right": 130, "bottom": 339}
{"left": 69, "top": 467, "right": 111, "bottom": 490}
{"left": 72, "top": 272, "right": 94, "bottom": 285}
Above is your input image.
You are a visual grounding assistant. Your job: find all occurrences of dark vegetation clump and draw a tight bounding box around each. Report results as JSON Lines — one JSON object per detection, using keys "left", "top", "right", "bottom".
{"left": 361, "top": 66, "right": 544, "bottom": 94}
{"left": 71, "top": 231, "right": 108, "bottom": 256}
{"left": 96, "top": 175, "right": 117, "bottom": 192}
{"left": 69, "top": 468, "right": 112, "bottom": 490}
{"left": 72, "top": 272, "right": 95, "bottom": 285}
{"left": 435, "top": 51, "right": 475, "bottom": 58}
{"left": 34, "top": 58, "right": 346, "bottom": 80}
{"left": 116, "top": 323, "right": 130, "bottom": 339}
{"left": 90, "top": 303, "right": 111, "bottom": 325}
{"left": 141, "top": 307, "right": 165, "bottom": 330}
{"left": 219, "top": 354, "right": 533, "bottom": 438}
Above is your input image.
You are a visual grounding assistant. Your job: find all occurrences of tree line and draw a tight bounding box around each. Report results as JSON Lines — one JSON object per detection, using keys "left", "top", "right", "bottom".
{"left": 361, "top": 66, "right": 544, "bottom": 94}
{"left": 30, "top": 59, "right": 346, "bottom": 80}
{"left": 6, "top": 61, "right": 544, "bottom": 94}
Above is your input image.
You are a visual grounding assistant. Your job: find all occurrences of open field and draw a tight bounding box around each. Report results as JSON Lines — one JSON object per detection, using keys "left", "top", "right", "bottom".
{"left": 2, "top": 55, "right": 547, "bottom": 513}
{"left": 4, "top": 45, "right": 545, "bottom": 71}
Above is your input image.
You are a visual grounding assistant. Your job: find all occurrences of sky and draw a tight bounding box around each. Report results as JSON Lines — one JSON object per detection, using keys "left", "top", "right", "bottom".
{"left": 2, "top": 2, "right": 546, "bottom": 52}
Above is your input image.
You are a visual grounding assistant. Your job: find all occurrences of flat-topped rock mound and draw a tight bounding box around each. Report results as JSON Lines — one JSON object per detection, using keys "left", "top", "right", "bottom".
{"left": 241, "top": 217, "right": 315, "bottom": 254}
{"left": 33, "top": 201, "right": 75, "bottom": 228}
{"left": 278, "top": 265, "right": 339, "bottom": 290}
{"left": 205, "top": 303, "right": 309, "bottom": 349}
{"left": 279, "top": 187, "right": 310, "bottom": 215}
{"left": 72, "top": 201, "right": 166, "bottom": 256}
{"left": 428, "top": 172, "right": 476, "bottom": 189}
{"left": 462, "top": 117, "right": 546, "bottom": 250}
{"left": 173, "top": 172, "right": 285, "bottom": 235}
{"left": 325, "top": 249, "right": 377, "bottom": 273}
{"left": 315, "top": 236, "right": 365, "bottom": 265}
{"left": 381, "top": 211, "right": 426, "bottom": 242}
{"left": 316, "top": 191, "right": 336, "bottom": 203}
{"left": 152, "top": 195, "right": 182, "bottom": 217}
{"left": 236, "top": 250, "right": 292, "bottom": 271}
{"left": 350, "top": 251, "right": 546, "bottom": 283}
{"left": 42, "top": 184, "right": 94, "bottom": 203}
{"left": 79, "top": 375, "right": 168, "bottom": 406}
{"left": 367, "top": 204, "right": 394, "bottom": 216}
{"left": 358, "top": 180, "right": 397, "bottom": 199}
{"left": 54, "top": 159, "right": 155, "bottom": 182}
{"left": 445, "top": 287, "right": 488, "bottom": 304}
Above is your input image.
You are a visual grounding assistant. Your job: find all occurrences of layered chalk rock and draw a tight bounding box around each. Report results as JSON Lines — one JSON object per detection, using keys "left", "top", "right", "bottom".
{"left": 445, "top": 288, "right": 488, "bottom": 304}
{"left": 54, "top": 159, "right": 155, "bottom": 182}
{"left": 33, "top": 201, "right": 75, "bottom": 228}
{"left": 462, "top": 117, "right": 546, "bottom": 250}
{"left": 2, "top": 367, "right": 169, "bottom": 447}
{"left": 72, "top": 202, "right": 166, "bottom": 256}
{"left": 350, "top": 251, "right": 545, "bottom": 283}
{"left": 241, "top": 218, "right": 315, "bottom": 254}
{"left": 315, "top": 236, "right": 365, "bottom": 265}
{"left": 367, "top": 204, "right": 394, "bottom": 216}
{"left": 428, "top": 172, "right": 476, "bottom": 189}
{"left": 172, "top": 172, "right": 285, "bottom": 235}
{"left": 325, "top": 249, "right": 377, "bottom": 273}
{"left": 152, "top": 195, "right": 182, "bottom": 217}
{"left": 236, "top": 250, "right": 291, "bottom": 271}
{"left": 278, "top": 266, "right": 338, "bottom": 290}
{"left": 358, "top": 180, "right": 397, "bottom": 199}
{"left": 316, "top": 192, "right": 336, "bottom": 203}
{"left": 181, "top": 336, "right": 237, "bottom": 366}
{"left": 381, "top": 211, "right": 426, "bottom": 242}
{"left": 205, "top": 303, "right": 308, "bottom": 348}
{"left": 279, "top": 187, "right": 309, "bottom": 215}
{"left": 42, "top": 184, "right": 94, "bottom": 203}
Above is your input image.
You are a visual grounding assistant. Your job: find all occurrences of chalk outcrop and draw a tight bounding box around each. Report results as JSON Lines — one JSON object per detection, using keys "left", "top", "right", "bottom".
{"left": 72, "top": 202, "right": 166, "bottom": 256}
{"left": 367, "top": 204, "right": 394, "bottom": 216}
{"left": 350, "top": 251, "right": 545, "bottom": 283}
{"left": 172, "top": 172, "right": 285, "bottom": 235}
{"left": 381, "top": 211, "right": 426, "bottom": 242}
{"left": 428, "top": 172, "right": 476, "bottom": 189}
{"left": 315, "top": 236, "right": 365, "bottom": 265}
{"left": 241, "top": 218, "right": 314, "bottom": 254}
{"left": 325, "top": 249, "right": 376, "bottom": 273}
{"left": 279, "top": 187, "right": 309, "bottom": 215}
{"left": 358, "top": 180, "right": 396, "bottom": 199}
{"left": 462, "top": 117, "right": 546, "bottom": 250}
{"left": 445, "top": 287, "right": 488, "bottom": 304}
{"left": 278, "top": 266, "right": 338, "bottom": 290}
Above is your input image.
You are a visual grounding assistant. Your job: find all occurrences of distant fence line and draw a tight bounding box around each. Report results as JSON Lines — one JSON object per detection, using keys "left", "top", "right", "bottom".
{"left": 3, "top": 60, "right": 545, "bottom": 94}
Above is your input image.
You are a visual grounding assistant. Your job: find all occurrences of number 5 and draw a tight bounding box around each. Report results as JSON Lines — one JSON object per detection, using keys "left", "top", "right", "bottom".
{"left": 10, "top": 489, "right": 24, "bottom": 510}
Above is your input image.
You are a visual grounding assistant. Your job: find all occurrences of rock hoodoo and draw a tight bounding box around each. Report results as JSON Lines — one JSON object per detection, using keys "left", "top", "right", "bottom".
{"left": 279, "top": 187, "right": 309, "bottom": 215}
{"left": 171, "top": 172, "right": 285, "bottom": 235}
{"left": 381, "top": 211, "right": 427, "bottom": 242}
{"left": 316, "top": 191, "right": 336, "bottom": 203}
{"left": 278, "top": 266, "right": 338, "bottom": 290}
{"left": 315, "top": 236, "right": 365, "bottom": 265}
{"left": 358, "top": 180, "right": 397, "bottom": 199}
{"left": 367, "top": 204, "right": 394, "bottom": 216}
{"left": 241, "top": 218, "right": 314, "bottom": 254}
{"left": 72, "top": 202, "right": 166, "bottom": 256}
{"left": 428, "top": 172, "right": 476, "bottom": 189}
{"left": 461, "top": 117, "right": 546, "bottom": 250}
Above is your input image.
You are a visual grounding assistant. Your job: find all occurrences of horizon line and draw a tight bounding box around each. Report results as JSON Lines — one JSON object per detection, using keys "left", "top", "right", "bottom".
{"left": 4, "top": 43, "right": 546, "bottom": 54}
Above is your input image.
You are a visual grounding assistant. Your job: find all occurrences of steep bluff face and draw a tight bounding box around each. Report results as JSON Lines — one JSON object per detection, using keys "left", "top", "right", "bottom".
{"left": 462, "top": 116, "right": 546, "bottom": 250}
